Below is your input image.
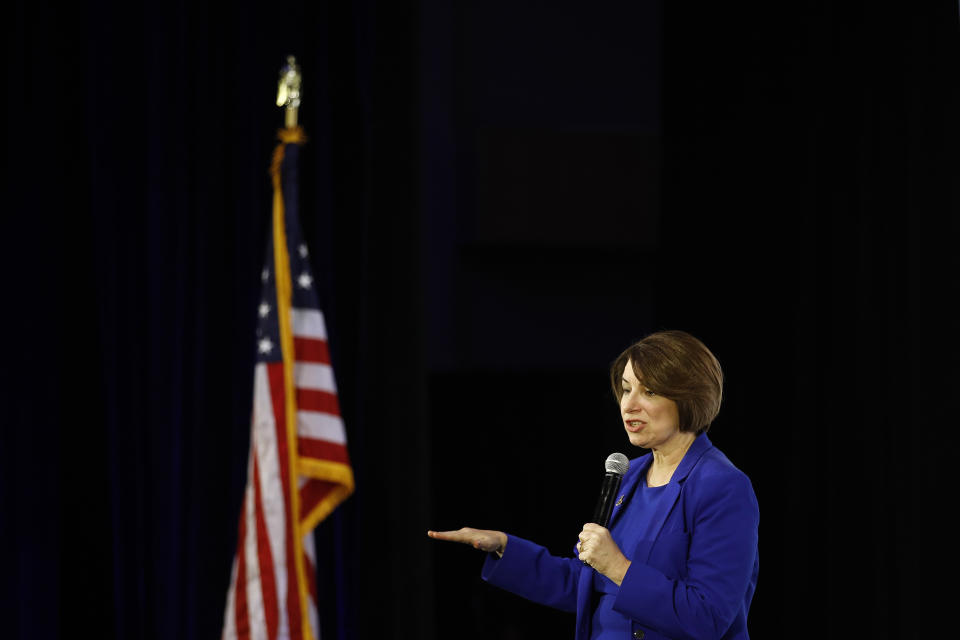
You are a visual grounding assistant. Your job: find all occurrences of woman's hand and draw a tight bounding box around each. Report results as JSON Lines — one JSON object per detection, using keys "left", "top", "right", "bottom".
{"left": 427, "top": 527, "right": 508, "bottom": 554}
{"left": 577, "top": 523, "right": 631, "bottom": 586}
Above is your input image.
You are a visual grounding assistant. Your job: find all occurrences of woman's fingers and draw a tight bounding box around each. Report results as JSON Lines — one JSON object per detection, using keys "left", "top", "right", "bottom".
{"left": 577, "top": 523, "right": 629, "bottom": 581}
{"left": 427, "top": 527, "right": 481, "bottom": 543}
{"left": 427, "top": 527, "right": 505, "bottom": 553}
{"left": 426, "top": 528, "right": 469, "bottom": 542}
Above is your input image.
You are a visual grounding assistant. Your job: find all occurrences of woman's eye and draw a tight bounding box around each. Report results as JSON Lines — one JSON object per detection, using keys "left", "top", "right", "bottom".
{"left": 644, "top": 388, "right": 656, "bottom": 396}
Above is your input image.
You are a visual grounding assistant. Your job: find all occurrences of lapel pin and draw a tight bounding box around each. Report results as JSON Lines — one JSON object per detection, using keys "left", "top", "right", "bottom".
{"left": 615, "top": 495, "right": 624, "bottom": 506}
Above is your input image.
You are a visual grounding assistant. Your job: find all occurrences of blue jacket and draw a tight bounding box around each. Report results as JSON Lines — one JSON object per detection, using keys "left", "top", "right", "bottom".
{"left": 481, "top": 433, "right": 759, "bottom": 640}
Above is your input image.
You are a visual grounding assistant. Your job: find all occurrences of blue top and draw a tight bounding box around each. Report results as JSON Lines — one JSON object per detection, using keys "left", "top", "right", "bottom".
{"left": 591, "top": 479, "right": 669, "bottom": 640}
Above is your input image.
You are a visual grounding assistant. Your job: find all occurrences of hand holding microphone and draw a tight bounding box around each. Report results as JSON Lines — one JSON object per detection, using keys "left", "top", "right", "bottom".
{"left": 577, "top": 453, "right": 632, "bottom": 585}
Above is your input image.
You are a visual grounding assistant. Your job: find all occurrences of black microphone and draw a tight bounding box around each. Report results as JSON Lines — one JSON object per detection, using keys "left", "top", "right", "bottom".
{"left": 592, "top": 453, "right": 630, "bottom": 527}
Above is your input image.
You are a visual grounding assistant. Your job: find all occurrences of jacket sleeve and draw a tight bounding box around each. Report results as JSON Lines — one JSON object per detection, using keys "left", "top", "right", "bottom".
{"left": 480, "top": 534, "right": 582, "bottom": 613}
{"left": 613, "top": 470, "right": 759, "bottom": 639}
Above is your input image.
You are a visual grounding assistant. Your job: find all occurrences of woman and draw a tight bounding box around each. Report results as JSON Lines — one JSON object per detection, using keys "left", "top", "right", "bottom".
{"left": 428, "top": 330, "right": 759, "bottom": 639}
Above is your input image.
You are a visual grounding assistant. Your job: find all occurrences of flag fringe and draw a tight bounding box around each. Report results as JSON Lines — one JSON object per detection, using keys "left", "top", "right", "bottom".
{"left": 300, "top": 484, "right": 354, "bottom": 534}
{"left": 273, "top": 128, "right": 316, "bottom": 640}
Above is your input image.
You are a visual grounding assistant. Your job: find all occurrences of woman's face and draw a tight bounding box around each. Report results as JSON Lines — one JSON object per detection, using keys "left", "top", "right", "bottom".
{"left": 620, "top": 359, "right": 682, "bottom": 449}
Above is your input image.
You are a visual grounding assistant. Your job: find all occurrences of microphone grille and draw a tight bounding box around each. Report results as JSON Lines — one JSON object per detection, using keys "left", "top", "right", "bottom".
{"left": 604, "top": 452, "right": 630, "bottom": 475}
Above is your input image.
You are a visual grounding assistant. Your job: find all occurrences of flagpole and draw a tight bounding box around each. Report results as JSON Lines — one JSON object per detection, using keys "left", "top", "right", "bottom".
{"left": 277, "top": 55, "right": 302, "bottom": 128}
{"left": 275, "top": 54, "right": 315, "bottom": 640}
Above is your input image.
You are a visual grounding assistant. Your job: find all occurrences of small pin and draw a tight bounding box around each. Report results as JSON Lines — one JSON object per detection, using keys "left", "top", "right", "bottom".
{"left": 615, "top": 495, "right": 624, "bottom": 506}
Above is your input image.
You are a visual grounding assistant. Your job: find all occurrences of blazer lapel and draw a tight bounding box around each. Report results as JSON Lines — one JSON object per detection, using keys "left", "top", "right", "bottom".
{"left": 635, "top": 433, "right": 715, "bottom": 563}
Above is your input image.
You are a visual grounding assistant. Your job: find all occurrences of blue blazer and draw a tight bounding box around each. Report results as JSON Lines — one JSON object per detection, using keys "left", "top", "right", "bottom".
{"left": 481, "top": 433, "right": 759, "bottom": 640}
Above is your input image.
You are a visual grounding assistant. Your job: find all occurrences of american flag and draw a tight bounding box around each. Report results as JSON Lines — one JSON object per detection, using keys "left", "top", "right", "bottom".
{"left": 222, "top": 127, "right": 354, "bottom": 640}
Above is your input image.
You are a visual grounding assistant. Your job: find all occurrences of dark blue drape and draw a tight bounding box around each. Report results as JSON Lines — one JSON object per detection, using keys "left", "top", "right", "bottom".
{"left": 4, "top": 1, "right": 431, "bottom": 638}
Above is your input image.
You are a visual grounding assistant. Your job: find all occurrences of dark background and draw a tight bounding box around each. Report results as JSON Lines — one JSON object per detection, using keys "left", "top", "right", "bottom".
{"left": 3, "top": 0, "right": 958, "bottom": 638}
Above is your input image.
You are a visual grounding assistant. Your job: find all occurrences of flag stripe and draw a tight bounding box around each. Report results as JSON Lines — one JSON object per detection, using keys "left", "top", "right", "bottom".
{"left": 253, "top": 364, "right": 291, "bottom": 638}
{"left": 296, "top": 388, "right": 340, "bottom": 415}
{"left": 294, "top": 336, "right": 331, "bottom": 364}
{"left": 222, "top": 559, "right": 237, "bottom": 640}
{"left": 220, "top": 557, "right": 237, "bottom": 640}
{"left": 267, "top": 363, "right": 304, "bottom": 640}
{"left": 294, "top": 362, "right": 337, "bottom": 392}
{"left": 242, "top": 456, "right": 267, "bottom": 640}
{"left": 291, "top": 308, "right": 327, "bottom": 340}
{"left": 298, "top": 438, "right": 351, "bottom": 466}
{"left": 297, "top": 411, "right": 348, "bottom": 444}
{"left": 266, "top": 357, "right": 299, "bottom": 640}
{"left": 252, "top": 453, "right": 280, "bottom": 640}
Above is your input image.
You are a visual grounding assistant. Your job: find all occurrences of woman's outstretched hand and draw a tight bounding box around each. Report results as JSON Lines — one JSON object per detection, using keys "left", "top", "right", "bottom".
{"left": 427, "top": 527, "right": 508, "bottom": 554}
{"left": 577, "top": 523, "right": 631, "bottom": 586}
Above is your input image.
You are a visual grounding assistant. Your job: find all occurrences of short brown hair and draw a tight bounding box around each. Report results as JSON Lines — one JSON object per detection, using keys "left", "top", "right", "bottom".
{"left": 610, "top": 330, "right": 723, "bottom": 434}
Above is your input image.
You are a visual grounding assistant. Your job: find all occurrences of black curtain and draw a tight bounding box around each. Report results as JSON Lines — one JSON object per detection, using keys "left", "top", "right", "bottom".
{"left": 658, "top": 1, "right": 959, "bottom": 637}
{"left": 5, "top": 1, "right": 431, "bottom": 638}
{"left": 3, "top": 1, "right": 958, "bottom": 639}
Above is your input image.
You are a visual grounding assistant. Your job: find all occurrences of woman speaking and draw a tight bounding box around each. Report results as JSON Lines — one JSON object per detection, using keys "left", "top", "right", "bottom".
{"left": 428, "top": 330, "right": 759, "bottom": 640}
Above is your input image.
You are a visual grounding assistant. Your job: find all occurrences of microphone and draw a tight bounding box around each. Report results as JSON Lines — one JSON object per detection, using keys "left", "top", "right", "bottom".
{"left": 592, "top": 453, "right": 630, "bottom": 527}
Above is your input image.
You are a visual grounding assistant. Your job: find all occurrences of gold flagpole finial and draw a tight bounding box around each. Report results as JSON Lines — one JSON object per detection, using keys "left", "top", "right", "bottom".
{"left": 276, "top": 55, "right": 302, "bottom": 129}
